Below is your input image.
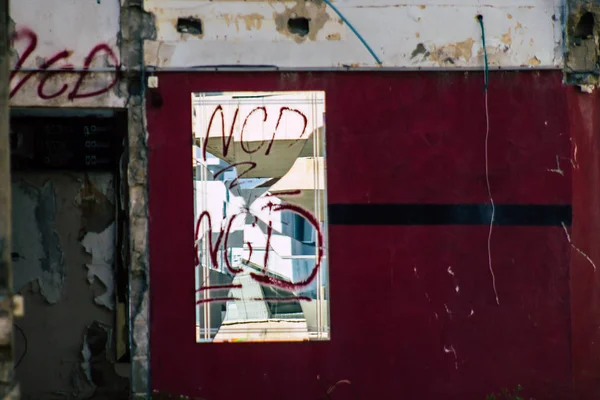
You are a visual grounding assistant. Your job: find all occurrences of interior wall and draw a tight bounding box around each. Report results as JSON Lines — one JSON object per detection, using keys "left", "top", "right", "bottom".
{"left": 147, "top": 71, "right": 576, "bottom": 400}
{"left": 11, "top": 172, "right": 128, "bottom": 400}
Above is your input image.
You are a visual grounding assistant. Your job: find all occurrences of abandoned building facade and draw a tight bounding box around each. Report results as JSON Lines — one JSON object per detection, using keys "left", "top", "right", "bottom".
{"left": 4, "top": 0, "right": 600, "bottom": 399}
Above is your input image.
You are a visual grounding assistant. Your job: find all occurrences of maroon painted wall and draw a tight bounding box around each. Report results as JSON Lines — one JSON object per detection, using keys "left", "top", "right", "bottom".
{"left": 147, "top": 71, "right": 590, "bottom": 399}
{"left": 568, "top": 89, "right": 600, "bottom": 400}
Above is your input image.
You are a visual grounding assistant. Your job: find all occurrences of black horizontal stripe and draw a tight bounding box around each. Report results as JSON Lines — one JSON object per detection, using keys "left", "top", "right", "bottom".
{"left": 328, "top": 204, "right": 571, "bottom": 226}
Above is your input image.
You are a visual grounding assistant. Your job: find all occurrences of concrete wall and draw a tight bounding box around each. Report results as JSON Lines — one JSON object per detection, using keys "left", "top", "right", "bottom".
{"left": 144, "top": 0, "right": 562, "bottom": 69}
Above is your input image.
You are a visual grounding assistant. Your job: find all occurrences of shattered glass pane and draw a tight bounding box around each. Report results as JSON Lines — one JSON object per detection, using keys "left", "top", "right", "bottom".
{"left": 192, "top": 91, "right": 329, "bottom": 342}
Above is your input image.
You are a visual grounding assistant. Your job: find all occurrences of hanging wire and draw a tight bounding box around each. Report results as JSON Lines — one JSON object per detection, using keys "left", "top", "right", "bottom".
{"left": 477, "top": 14, "right": 499, "bottom": 305}
{"left": 322, "top": 0, "right": 382, "bottom": 66}
{"left": 477, "top": 15, "right": 489, "bottom": 91}
{"left": 13, "top": 324, "right": 27, "bottom": 369}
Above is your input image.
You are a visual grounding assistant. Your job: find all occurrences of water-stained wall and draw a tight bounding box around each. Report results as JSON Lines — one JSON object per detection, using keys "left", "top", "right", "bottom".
{"left": 11, "top": 172, "right": 128, "bottom": 399}
{"left": 144, "top": 0, "right": 562, "bottom": 69}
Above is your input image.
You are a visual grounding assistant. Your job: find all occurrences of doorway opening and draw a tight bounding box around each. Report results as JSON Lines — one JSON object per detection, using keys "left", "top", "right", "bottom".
{"left": 10, "top": 108, "right": 130, "bottom": 399}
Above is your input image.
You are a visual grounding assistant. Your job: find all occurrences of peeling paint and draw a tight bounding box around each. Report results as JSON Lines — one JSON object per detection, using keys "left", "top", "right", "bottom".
{"left": 274, "top": 0, "right": 330, "bottom": 43}
{"left": 564, "top": 3, "right": 600, "bottom": 85}
{"left": 501, "top": 29, "right": 512, "bottom": 46}
{"left": 528, "top": 56, "right": 541, "bottom": 66}
{"left": 223, "top": 13, "right": 264, "bottom": 31}
{"left": 12, "top": 179, "right": 65, "bottom": 304}
{"left": 145, "top": 0, "right": 562, "bottom": 68}
{"left": 427, "top": 38, "right": 475, "bottom": 65}
{"left": 75, "top": 173, "right": 115, "bottom": 234}
{"left": 410, "top": 43, "right": 429, "bottom": 59}
{"left": 82, "top": 222, "right": 116, "bottom": 310}
{"left": 80, "top": 320, "right": 128, "bottom": 395}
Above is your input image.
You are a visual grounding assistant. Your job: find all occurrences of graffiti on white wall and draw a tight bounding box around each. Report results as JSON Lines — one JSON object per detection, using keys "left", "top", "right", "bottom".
{"left": 9, "top": 0, "right": 122, "bottom": 107}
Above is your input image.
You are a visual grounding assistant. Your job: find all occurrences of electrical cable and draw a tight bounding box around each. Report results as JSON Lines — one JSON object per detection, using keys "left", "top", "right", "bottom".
{"left": 322, "top": 0, "right": 382, "bottom": 66}
{"left": 477, "top": 14, "right": 499, "bottom": 305}
{"left": 13, "top": 324, "right": 27, "bottom": 369}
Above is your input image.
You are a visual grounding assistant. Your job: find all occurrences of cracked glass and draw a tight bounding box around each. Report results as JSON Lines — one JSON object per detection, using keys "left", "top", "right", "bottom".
{"left": 192, "top": 91, "right": 330, "bottom": 342}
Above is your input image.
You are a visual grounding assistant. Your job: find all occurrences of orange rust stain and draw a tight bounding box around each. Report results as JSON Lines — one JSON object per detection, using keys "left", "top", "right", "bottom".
{"left": 507, "top": 13, "right": 513, "bottom": 19}
{"left": 528, "top": 56, "right": 541, "bottom": 66}
{"left": 327, "top": 33, "right": 341, "bottom": 41}
{"left": 501, "top": 29, "right": 512, "bottom": 46}
{"left": 416, "top": 32, "right": 420, "bottom": 38}
{"left": 428, "top": 38, "right": 474, "bottom": 65}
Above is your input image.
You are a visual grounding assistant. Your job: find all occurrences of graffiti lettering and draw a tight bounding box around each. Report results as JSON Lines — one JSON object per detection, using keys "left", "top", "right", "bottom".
{"left": 10, "top": 28, "right": 119, "bottom": 101}
{"left": 195, "top": 203, "right": 324, "bottom": 291}
{"left": 196, "top": 296, "right": 312, "bottom": 305}
{"left": 196, "top": 101, "right": 322, "bottom": 309}
{"left": 201, "top": 105, "right": 308, "bottom": 161}
{"left": 266, "top": 106, "right": 308, "bottom": 154}
{"left": 213, "top": 161, "right": 257, "bottom": 189}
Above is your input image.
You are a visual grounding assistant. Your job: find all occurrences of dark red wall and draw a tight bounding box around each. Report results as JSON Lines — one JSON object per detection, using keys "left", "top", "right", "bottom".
{"left": 147, "top": 71, "right": 589, "bottom": 399}
{"left": 568, "top": 89, "right": 600, "bottom": 400}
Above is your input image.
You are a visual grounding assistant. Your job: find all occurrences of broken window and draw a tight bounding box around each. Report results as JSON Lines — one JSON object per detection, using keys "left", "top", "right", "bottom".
{"left": 192, "top": 91, "right": 330, "bottom": 342}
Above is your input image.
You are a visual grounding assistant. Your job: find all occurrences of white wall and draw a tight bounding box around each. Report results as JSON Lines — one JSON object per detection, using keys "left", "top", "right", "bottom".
{"left": 9, "top": 0, "right": 123, "bottom": 107}
{"left": 145, "top": 0, "right": 562, "bottom": 69}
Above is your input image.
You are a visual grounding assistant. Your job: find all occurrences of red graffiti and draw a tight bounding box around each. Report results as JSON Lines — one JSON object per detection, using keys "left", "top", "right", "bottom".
{"left": 197, "top": 101, "right": 322, "bottom": 302}
{"left": 240, "top": 106, "right": 267, "bottom": 154}
{"left": 251, "top": 201, "right": 324, "bottom": 290}
{"left": 213, "top": 161, "right": 257, "bottom": 189}
{"left": 10, "top": 28, "right": 119, "bottom": 101}
{"left": 196, "top": 284, "right": 242, "bottom": 292}
{"left": 201, "top": 105, "right": 308, "bottom": 161}
{"left": 266, "top": 107, "right": 308, "bottom": 154}
{"left": 194, "top": 211, "right": 226, "bottom": 271}
{"left": 196, "top": 296, "right": 312, "bottom": 305}
{"left": 195, "top": 202, "right": 324, "bottom": 291}
{"left": 265, "top": 189, "right": 302, "bottom": 197}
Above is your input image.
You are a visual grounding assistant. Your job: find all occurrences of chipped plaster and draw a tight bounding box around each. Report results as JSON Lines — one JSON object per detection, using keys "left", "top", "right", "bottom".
{"left": 12, "top": 179, "right": 65, "bottom": 304}
{"left": 145, "top": 0, "right": 563, "bottom": 69}
{"left": 82, "top": 222, "right": 116, "bottom": 310}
